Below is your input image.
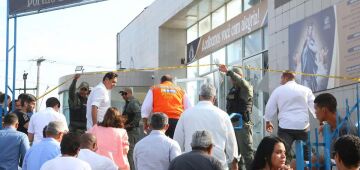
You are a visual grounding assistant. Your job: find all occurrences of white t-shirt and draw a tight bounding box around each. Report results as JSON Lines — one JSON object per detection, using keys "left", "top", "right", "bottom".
{"left": 86, "top": 82, "right": 111, "bottom": 129}
{"left": 28, "top": 107, "right": 69, "bottom": 144}
{"left": 40, "top": 156, "right": 91, "bottom": 170}
{"left": 78, "top": 149, "right": 118, "bottom": 170}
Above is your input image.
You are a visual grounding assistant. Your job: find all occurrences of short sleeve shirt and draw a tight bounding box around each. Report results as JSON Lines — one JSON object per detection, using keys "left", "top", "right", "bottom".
{"left": 14, "top": 109, "right": 30, "bottom": 134}
{"left": 169, "top": 150, "right": 223, "bottom": 170}
{"left": 86, "top": 82, "right": 111, "bottom": 129}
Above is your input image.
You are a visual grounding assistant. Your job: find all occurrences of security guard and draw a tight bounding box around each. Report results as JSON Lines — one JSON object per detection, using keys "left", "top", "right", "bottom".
{"left": 120, "top": 87, "right": 141, "bottom": 170}
{"left": 68, "top": 74, "right": 89, "bottom": 133}
{"left": 141, "top": 74, "right": 192, "bottom": 138}
{"left": 219, "top": 64, "right": 254, "bottom": 170}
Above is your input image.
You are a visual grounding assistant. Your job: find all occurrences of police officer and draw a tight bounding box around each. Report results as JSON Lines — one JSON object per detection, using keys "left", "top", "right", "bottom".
{"left": 120, "top": 87, "right": 141, "bottom": 170}
{"left": 219, "top": 64, "right": 254, "bottom": 170}
{"left": 68, "top": 74, "right": 89, "bottom": 133}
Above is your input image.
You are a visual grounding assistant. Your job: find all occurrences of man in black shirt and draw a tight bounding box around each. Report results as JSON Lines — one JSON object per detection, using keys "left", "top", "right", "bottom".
{"left": 169, "top": 130, "right": 223, "bottom": 170}
{"left": 68, "top": 74, "right": 89, "bottom": 133}
{"left": 13, "top": 94, "right": 36, "bottom": 134}
{"left": 120, "top": 87, "right": 141, "bottom": 170}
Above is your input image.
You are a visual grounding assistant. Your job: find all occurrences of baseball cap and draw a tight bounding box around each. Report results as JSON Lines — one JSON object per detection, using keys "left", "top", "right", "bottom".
{"left": 119, "top": 91, "right": 127, "bottom": 96}
{"left": 78, "top": 82, "right": 89, "bottom": 90}
{"left": 232, "top": 67, "right": 243, "bottom": 76}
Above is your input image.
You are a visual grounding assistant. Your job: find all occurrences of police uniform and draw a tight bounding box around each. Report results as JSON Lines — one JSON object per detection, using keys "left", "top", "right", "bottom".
{"left": 123, "top": 95, "right": 141, "bottom": 170}
{"left": 226, "top": 68, "right": 254, "bottom": 170}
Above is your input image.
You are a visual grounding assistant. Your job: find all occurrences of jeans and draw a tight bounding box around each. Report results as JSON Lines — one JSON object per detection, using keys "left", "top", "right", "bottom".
{"left": 278, "top": 126, "right": 309, "bottom": 162}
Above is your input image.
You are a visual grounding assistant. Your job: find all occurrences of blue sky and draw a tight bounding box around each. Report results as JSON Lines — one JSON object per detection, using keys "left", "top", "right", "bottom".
{"left": 0, "top": 0, "right": 154, "bottom": 108}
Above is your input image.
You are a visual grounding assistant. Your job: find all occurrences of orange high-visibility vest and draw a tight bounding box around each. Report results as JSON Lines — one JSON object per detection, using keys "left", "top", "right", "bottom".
{"left": 152, "top": 81, "right": 185, "bottom": 119}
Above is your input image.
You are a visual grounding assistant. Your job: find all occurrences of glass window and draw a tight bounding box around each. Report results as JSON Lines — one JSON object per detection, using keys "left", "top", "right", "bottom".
{"left": 263, "top": 27, "right": 268, "bottom": 50}
{"left": 227, "top": 39, "right": 243, "bottom": 64}
{"left": 243, "top": 53, "right": 263, "bottom": 148}
{"left": 186, "top": 81, "right": 198, "bottom": 106}
{"left": 212, "top": 48, "right": 226, "bottom": 70}
{"left": 226, "top": 0, "right": 242, "bottom": 20}
{"left": 199, "top": 55, "right": 211, "bottom": 75}
{"left": 212, "top": 6, "right": 225, "bottom": 29}
{"left": 60, "top": 91, "right": 70, "bottom": 125}
{"left": 204, "top": 73, "right": 214, "bottom": 85}
{"left": 214, "top": 71, "right": 226, "bottom": 110}
{"left": 199, "top": 16, "right": 211, "bottom": 36}
{"left": 244, "top": 30, "right": 262, "bottom": 58}
{"left": 187, "top": 24, "right": 198, "bottom": 43}
{"left": 187, "top": 61, "right": 198, "bottom": 78}
{"left": 244, "top": 0, "right": 260, "bottom": 11}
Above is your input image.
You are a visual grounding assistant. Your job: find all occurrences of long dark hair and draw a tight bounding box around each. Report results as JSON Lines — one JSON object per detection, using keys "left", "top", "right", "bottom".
{"left": 98, "top": 107, "right": 124, "bottom": 128}
{"left": 251, "top": 136, "right": 286, "bottom": 170}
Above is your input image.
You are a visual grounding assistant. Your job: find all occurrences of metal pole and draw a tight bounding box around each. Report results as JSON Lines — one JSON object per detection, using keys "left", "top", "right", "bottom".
{"left": 357, "top": 83, "right": 360, "bottom": 136}
{"left": 295, "top": 140, "right": 304, "bottom": 170}
{"left": 3, "top": 0, "right": 10, "bottom": 119}
{"left": 11, "top": 16, "right": 17, "bottom": 112}
{"left": 323, "top": 124, "right": 332, "bottom": 170}
{"left": 36, "top": 58, "right": 45, "bottom": 111}
{"left": 23, "top": 72, "right": 28, "bottom": 94}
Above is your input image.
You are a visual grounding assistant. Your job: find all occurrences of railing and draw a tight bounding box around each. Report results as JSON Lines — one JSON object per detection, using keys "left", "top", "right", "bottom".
{"left": 295, "top": 84, "right": 360, "bottom": 170}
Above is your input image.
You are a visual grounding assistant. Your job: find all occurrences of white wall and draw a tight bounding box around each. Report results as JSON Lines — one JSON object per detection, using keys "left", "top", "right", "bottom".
{"left": 117, "top": 0, "right": 192, "bottom": 70}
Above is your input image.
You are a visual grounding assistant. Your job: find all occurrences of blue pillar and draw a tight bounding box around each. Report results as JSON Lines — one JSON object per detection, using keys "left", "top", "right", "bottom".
{"left": 12, "top": 16, "right": 17, "bottom": 112}
{"left": 295, "top": 140, "right": 305, "bottom": 170}
{"left": 1, "top": 0, "right": 10, "bottom": 129}
{"left": 323, "top": 124, "right": 331, "bottom": 170}
{"left": 357, "top": 83, "right": 360, "bottom": 136}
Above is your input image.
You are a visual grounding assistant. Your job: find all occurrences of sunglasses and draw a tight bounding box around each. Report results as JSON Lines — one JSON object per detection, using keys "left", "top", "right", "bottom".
{"left": 120, "top": 91, "right": 128, "bottom": 96}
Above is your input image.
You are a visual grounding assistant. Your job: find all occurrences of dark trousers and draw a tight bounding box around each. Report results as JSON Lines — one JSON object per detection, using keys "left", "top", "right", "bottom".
{"left": 278, "top": 127, "right": 309, "bottom": 161}
{"left": 69, "top": 121, "right": 86, "bottom": 134}
{"left": 165, "top": 118, "right": 178, "bottom": 139}
{"left": 127, "top": 127, "right": 141, "bottom": 170}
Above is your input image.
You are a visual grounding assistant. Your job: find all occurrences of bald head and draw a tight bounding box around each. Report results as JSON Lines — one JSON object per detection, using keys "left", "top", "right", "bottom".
{"left": 161, "top": 74, "right": 173, "bottom": 83}
{"left": 80, "top": 133, "right": 97, "bottom": 151}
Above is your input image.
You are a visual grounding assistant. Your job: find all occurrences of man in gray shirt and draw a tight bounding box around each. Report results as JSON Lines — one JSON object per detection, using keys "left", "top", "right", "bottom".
{"left": 169, "top": 130, "right": 223, "bottom": 170}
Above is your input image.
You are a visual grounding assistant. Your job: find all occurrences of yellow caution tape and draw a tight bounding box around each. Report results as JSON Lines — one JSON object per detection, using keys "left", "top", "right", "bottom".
{"left": 36, "top": 64, "right": 360, "bottom": 100}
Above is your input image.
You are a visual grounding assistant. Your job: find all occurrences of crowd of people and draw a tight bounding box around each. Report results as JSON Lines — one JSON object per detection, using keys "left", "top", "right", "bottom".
{"left": 0, "top": 66, "right": 359, "bottom": 170}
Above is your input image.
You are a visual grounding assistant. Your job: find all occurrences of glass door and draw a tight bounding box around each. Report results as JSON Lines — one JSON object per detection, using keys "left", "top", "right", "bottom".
{"left": 175, "top": 77, "right": 207, "bottom": 106}
{"left": 243, "top": 53, "right": 264, "bottom": 148}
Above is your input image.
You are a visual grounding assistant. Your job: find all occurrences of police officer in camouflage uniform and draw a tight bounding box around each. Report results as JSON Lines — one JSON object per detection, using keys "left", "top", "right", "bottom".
{"left": 219, "top": 64, "right": 254, "bottom": 170}
{"left": 120, "top": 87, "right": 141, "bottom": 170}
{"left": 68, "top": 74, "right": 89, "bottom": 133}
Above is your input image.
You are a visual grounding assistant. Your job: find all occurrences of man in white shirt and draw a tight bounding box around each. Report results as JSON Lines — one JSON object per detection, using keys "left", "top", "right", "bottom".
{"left": 134, "top": 113, "right": 181, "bottom": 170}
{"left": 40, "top": 132, "right": 91, "bottom": 170}
{"left": 28, "top": 97, "right": 68, "bottom": 144}
{"left": 86, "top": 72, "right": 118, "bottom": 129}
{"left": 78, "top": 133, "right": 118, "bottom": 170}
{"left": 173, "top": 83, "right": 239, "bottom": 170}
{"left": 264, "top": 71, "right": 316, "bottom": 162}
{"left": 23, "top": 121, "right": 66, "bottom": 170}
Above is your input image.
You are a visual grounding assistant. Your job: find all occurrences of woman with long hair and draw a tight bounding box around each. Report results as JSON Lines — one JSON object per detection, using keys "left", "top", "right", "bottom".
{"left": 88, "top": 107, "right": 130, "bottom": 170}
{"left": 251, "top": 136, "right": 292, "bottom": 170}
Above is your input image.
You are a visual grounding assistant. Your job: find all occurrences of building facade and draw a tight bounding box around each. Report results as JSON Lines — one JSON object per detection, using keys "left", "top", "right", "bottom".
{"left": 117, "top": 0, "right": 360, "bottom": 147}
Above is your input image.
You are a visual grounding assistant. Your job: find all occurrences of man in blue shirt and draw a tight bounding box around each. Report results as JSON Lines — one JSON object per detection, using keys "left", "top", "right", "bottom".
{"left": 0, "top": 113, "right": 30, "bottom": 169}
{"left": 22, "top": 121, "right": 67, "bottom": 170}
